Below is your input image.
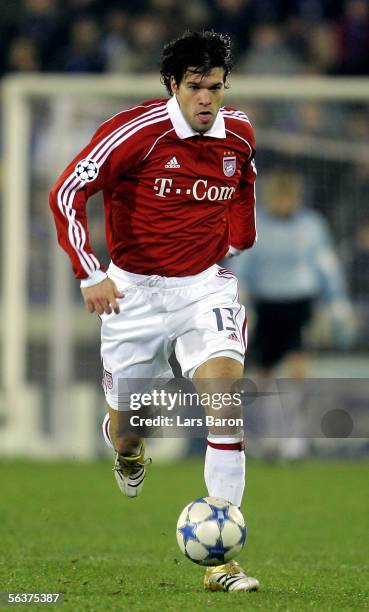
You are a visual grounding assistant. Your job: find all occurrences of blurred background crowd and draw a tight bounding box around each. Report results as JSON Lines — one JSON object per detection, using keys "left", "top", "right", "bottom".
{"left": 1, "top": 0, "right": 369, "bottom": 76}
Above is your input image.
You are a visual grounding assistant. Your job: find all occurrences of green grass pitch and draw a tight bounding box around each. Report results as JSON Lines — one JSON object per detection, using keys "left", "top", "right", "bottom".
{"left": 0, "top": 458, "right": 368, "bottom": 611}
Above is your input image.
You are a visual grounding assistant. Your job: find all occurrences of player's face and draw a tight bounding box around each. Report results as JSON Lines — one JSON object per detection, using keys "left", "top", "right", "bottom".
{"left": 171, "top": 67, "right": 226, "bottom": 133}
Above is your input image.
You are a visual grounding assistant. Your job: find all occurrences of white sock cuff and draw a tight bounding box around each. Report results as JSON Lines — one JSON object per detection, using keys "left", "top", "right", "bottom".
{"left": 207, "top": 431, "right": 244, "bottom": 445}
{"left": 102, "top": 413, "right": 114, "bottom": 450}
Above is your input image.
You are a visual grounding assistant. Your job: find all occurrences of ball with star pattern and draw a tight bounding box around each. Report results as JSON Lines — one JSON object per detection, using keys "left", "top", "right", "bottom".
{"left": 176, "top": 496, "right": 247, "bottom": 566}
{"left": 75, "top": 158, "right": 99, "bottom": 182}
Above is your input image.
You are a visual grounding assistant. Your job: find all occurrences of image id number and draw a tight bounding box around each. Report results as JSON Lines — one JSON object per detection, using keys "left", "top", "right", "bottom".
{"left": 1, "top": 592, "right": 61, "bottom": 605}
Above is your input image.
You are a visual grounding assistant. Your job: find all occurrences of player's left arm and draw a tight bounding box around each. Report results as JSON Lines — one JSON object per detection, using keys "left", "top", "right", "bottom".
{"left": 226, "top": 117, "right": 257, "bottom": 257}
{"left": 313, "top": 214, "right": 357, "bottom": 346}
{"left": 313, "top": 215, "right": 348, "bottom": 302}
{"left": 227, "top": 156, "right": 257, "bottom": 256}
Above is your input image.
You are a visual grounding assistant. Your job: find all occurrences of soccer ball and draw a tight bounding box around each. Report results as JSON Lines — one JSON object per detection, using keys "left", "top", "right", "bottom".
{"left": 176, "top": 496, "right": 247, "bottom": 566}
{"left": 75, "top": 158, "right": 99, "bottom": 182}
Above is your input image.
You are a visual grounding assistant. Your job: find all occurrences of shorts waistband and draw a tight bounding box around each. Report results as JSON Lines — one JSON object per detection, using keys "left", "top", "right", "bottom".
{"left": 108, "top": 261, "right": 219, "bottom": 289}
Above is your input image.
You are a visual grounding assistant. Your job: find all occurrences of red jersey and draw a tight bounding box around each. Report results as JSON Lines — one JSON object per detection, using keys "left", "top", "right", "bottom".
{"left": 49, "top": 96, "right": 257, "bottom": 279}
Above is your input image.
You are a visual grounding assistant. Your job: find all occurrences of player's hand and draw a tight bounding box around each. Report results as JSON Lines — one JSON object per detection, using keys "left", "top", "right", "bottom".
{"left": 81, "top": 278, "right": 124, "bottom": 315}
{"left": 329, "top": 299, "right": 357, "bottom": 348}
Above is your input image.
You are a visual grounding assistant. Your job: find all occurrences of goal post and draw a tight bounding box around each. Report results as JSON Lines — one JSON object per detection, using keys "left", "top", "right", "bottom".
{"left": 1, "top": 74, "right": 369, "bottom": 458}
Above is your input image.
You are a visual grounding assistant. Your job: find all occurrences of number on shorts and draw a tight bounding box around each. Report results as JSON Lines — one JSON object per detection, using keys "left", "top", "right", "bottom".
{"left": 212, "top": 307, "right": 237, "bottom": 332}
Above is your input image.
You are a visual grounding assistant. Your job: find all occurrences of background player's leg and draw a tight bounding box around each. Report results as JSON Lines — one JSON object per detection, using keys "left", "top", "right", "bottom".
{"left": 193, "top": 356, "right": 245, "bottom": 507}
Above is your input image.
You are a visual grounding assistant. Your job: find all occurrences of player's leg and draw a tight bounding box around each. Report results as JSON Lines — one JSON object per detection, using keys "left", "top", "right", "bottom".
{"left": 193, "top": 356, "right": 245, "bottom": 508}
{"left": 251, "top": 300, "right": 286, "bottom": 459}
{"left": 102, "top": 403, "right": 150, "bottom": 498}
{"left": 173, "top": 268, "right": 248, "bottom": 508}
{"left": 109, "top": 405, "right": 151, "bottom": 496}
{"left": 108, "top": 405, "right": 142, "bottom": 455}
{"left": 173, "top": 266, "right": 259, "bottom": 591}
{"left": 99, "top": 265, "right": 171, "bottom": 497}
{"left": 254, "top": 299, "right": 312, "bottom": 460}
{"left": 193, "top": 356, "right": 259, "bottom": 592}
{"left": 280, "top": 299, "right": 313, "bottom": 459}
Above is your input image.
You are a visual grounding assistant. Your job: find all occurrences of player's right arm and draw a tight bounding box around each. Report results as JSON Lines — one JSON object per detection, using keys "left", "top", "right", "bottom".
{"left": 48, "top": 107, "right": 153, "bottom": 314}
{"left": 49, "top": 118, "right": 121, "bottom": 312}
{"left": 49, "top": 121, "right": 114, "bottom": 279}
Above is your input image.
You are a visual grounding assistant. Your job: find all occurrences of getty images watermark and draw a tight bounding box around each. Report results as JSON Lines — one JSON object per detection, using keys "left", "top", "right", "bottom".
{"left": 129, "top": 387, "right": 243, "bottom": 428}
{"left": 129, "top": 388, "right": 242, "bottom": 410}
{"left": 110, "top": 376, "right": 369, "bottom": 439}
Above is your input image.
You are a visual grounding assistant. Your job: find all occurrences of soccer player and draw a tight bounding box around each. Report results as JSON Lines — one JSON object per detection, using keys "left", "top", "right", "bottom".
{"left": 49, "top": 31, "right": 259, "bottom": 592}
{"left": 229, "top": 169, "right": 355, "bottom": 459}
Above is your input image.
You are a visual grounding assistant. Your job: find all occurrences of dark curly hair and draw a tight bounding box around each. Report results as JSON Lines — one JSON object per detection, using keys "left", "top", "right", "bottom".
{"left": 160, "top": 31, "right": 233, "bottom": 96}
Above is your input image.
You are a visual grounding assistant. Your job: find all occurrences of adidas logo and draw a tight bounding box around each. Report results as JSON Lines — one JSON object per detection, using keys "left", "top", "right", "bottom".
{"left": 227, "top": 332, "right": 239, "bottom": 342}
{"left": 165, "top": 156, "right": 181, "bottom": 168}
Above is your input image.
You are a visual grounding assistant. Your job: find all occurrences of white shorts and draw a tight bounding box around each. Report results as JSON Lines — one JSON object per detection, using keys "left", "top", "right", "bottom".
{"left": 101, "top": 262, "right": 247, "bottom": 410}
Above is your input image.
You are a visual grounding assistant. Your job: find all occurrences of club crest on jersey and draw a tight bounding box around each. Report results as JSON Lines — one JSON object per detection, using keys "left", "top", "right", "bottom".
{"left": 75, "top": 158, "right": 99, "bottom": 182}
{"left": 223, "top": 156, "right": 236, "bottom": 177}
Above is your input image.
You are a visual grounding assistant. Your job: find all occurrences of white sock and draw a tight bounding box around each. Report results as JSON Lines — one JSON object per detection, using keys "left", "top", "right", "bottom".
{"left": 204, "top": 434, "right": 246, "bottom": 507}
{"left": 102, "top": 413, "right": 114, "bottom": 450}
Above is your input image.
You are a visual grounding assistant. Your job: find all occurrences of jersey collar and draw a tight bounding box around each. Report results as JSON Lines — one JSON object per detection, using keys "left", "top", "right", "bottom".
{"left": 167, "top": 95, "right": 226, "bottom": 139}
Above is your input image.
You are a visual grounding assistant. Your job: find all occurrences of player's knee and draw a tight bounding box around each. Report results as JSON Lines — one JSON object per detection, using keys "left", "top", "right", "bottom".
{"left": 194, "top": 356, "right": 243, "bottom": 381}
